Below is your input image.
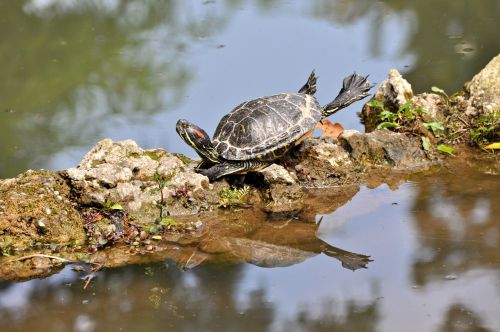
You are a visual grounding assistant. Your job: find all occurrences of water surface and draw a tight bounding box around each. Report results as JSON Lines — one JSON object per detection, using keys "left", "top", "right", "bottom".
{"left": 1, "top": 165, "right": 499, "bottom": 331}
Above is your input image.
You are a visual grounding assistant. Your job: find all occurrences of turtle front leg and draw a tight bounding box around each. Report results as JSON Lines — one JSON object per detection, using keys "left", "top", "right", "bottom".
{"left": 195, "top": 160, "right": 213, "bottom": 171}
{"left": 199, "top": 161, "right": 269, "bottom": 182}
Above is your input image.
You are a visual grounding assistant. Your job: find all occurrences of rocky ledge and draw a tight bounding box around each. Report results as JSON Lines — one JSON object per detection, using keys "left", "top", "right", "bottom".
{"left": 0, "top": 54, "right": 498, "bottom": 281}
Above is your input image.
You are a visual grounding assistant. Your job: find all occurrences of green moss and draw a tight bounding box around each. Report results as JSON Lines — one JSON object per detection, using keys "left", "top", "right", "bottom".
{"left": 91, "top": 159, "right": 105, "bottom": 168}
{"left": 145, "top": 150, "right": 163, "bottom": 161}
{"left": 0, "top": 240, "right": 13, "bottom": 256}
{"left": 128, "top": 152, "right": 141, "bottom": 159}
{"left": 172, "top": 153, "right": 192, "bottom": 165}
{"left": 469, "top": 110, "right": 499, "bottom": 146}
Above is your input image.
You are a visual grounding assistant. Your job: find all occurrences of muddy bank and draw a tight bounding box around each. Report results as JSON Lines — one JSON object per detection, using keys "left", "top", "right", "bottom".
{"left": 1, "top": 54, "right": 498, "bottom": 281}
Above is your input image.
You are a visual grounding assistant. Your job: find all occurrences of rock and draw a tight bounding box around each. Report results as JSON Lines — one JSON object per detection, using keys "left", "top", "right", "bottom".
{"left": 65, "top": 139, "right": 211, "bottom": 219}
{"left": 466, "top": 53, "right": 500, "bottom": 116}
{"left": 259, "top": 164, "right": 304, "bottom": 213}
{"left": 375, "top": 69, "right": 413, "bottom": 109}
{"left": 289, "top": 138, "right": 354, "bottom": 186}
{"left": 170, "top": 171, "right": 210, "bottom": 192}
{"left": 0, "top": 171, "right": 85, "bottom": 250}
{"left": 412, "top": 93, "right": 448, "bottom": 120}
{"left": 264, "top": 183, "right": 304, "bottom": 213}
{"left": 261, "top": 164, "right": 295, "bottom": 185}
{"left": 361, "top": 69, "right": 414, "bottom": 132}
{"left": 339, "top": 129, "right": 430, "bottom": 170}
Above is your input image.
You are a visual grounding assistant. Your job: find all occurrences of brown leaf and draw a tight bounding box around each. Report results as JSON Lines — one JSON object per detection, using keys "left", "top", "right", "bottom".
{"left": 316, "top": 119, "right": 344, "bottom": 139}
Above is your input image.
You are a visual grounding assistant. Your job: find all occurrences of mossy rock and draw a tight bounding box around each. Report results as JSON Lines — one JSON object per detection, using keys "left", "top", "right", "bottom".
{"left": 0, "top": 170, "right": 85, "bottom": 252}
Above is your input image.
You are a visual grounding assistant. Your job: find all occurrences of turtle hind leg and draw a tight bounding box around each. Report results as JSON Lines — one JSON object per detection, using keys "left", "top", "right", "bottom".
{"left": 298, "top": 70, "right": 317, "bottom": 95}
{"left": 320, "top": 242, "right": 373, "bottom": 271}
{"left": 199, "top": 161, "right": 269, "bottom": 182}
{"left": 322, "top": 73, "right": 373, "bottom": 118}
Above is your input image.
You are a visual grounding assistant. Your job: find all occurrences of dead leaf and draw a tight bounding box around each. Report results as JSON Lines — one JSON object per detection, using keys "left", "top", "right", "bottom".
{"left": 316, "top": 119, "right": 344, "bottom": 139}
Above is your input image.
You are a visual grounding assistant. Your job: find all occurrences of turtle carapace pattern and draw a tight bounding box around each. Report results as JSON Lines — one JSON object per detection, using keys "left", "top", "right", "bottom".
{"left": 176, "top": 71, "right": 372, "bottom": 181}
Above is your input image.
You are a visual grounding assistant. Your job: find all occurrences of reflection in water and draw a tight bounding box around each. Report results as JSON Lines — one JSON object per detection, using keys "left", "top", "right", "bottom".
{"left": 284, "top": 299, "right": 379, "bottom": 332}
{"left": 311, "top": 0, "right": 500, "bottom": 92}
{"left": 0, "top": 165, "right": 499, "bottom": 330}
{"left": 440, "top": 304, "right": 490, "bottom": 332}
{"left": 411, "top": 166, "right": 500, "bottom": 286}
{"left": 0, "top": 1, "right": 216, "bottom": 176}
{"left": 201, "top": 217, "right": 372, "bottom": 271}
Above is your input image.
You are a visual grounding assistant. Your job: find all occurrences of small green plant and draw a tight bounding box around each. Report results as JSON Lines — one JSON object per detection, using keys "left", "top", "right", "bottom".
{"left": 469, "top": 110, "right": 499, "bottom": 146}
{"left": 152, "top": 171, "right": 173, "bottom": 219}
{"left": 437, "top": 144, "right": 455, "bottom": 156}
{"left": 103, "top": 199, "right": 123, "bottom": 210}
{"left": 370, "top": 99, "right": 430, "bottom": 130}
{"left": 421, "top": 136, "right": 431, "bottom": 151}
{"left": 0, "top": 241, "right": 13, "bottom": 257}
{"left": 431, "top": 86, "right": 449, "bottom": 99}
{"left": 148, "top": 217, "right": 178, "bottom": 234}
{"left": 368, "top": 98, "right": 453, "bottom": 154}
{"left": 172, "top": 153, "right": 191, "bottom": 166}
{"left": 423, "top": 121, "right": 445, "bottom": 136}
{"left": 219, "top": 186, "right": 250, "bottom": 208}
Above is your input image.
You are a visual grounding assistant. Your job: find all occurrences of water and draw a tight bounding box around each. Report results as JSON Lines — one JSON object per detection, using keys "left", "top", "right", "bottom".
{"left": 1, "top": 1, "right": 499, "bottom": 331}
{"left": 1, "top": 166, "right": 499, "bottom": 331}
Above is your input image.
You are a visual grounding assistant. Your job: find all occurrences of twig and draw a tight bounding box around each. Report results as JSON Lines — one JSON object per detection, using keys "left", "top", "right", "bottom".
{"left": 184, "top": 250, "right": 197, "bottom": 269}
{"left": 7, "top": 254, "right": 76, "bottom": 263}
{"left": 273, "top": 218, "right": 293, "bottom": 229}
{"left": 456, "top": 114, "right": 470, "bottom": 127}
{"left": 83, "top": 273, "right": 94, "bottom": 289}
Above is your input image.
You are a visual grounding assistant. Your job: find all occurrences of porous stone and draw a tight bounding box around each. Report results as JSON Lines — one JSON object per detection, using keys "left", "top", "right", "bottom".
{"left": 361, "top": 69, "right": 414, "bottom": 132}
{"left": 261, "top": 164, "right": 295, "bottom": 185}
{"left": 339, "top": 129, "right": 430, "bottom": 170}
{"left": 65, "top": 139, "right": 210, "bottom": 219}
{"left": 466, "top": 53, "right": 500, "bottom": 116}
{"left": 0, "top": 171, "right": 85, "bottom": 250}
{"left": 376, "top": 69, "right": 413, "bottom": 109}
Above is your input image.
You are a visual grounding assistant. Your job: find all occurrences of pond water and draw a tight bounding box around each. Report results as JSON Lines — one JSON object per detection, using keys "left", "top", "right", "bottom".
{"left": 1, "top": 165, "right": 499, "bottom": 331}
{"left": 1, "top": 1, "right": 499, "bottom": 331}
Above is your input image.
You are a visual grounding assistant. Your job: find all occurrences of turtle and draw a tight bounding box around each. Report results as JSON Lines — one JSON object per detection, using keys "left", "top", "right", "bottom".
{"left": 176, "top": 70, "right": 372, "bottom": 181}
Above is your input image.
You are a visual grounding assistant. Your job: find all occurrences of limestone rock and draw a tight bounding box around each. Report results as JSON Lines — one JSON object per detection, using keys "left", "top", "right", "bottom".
{"left": 261, "top": 164, "right": 296, "bottom": 185}
{"left": 375, "top": 69, "right": 413, "bottom": 109}
{"left": 65, "top": 139, "right": 211, "bottom": 218}
{"left": 412, "top": 93, "right": 448, "bottom": 120}
{"left": 361, "top": 69, "right": 414, "bottom": 132}
{"left": 290, "top": 138, "right": 354, "bottom": 186}
{"left": 264, "top": 183, "right": 304, "bottom": 213}
{"left": 259, "top": 164, "right": 303, "bottom": 213}
{"left": 466, "top": 53, "right": 500, "bottom": 116}
{"left": 0, "top": 171, "right": 85, "bottom": 250}
{"left": 339, "top": 129, "right": 430, "bottom": 170}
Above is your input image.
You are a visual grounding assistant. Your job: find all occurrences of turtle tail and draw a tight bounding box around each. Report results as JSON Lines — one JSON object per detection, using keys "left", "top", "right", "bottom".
{"left": 298, "top": 70, "right": 317, "bottom": 95}
{"left": 322, "top": 73, "right": 373, "bottom": 118}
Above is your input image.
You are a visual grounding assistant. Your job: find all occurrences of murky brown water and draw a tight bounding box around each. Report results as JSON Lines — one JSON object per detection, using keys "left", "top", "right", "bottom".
{"left": 1, "top": 1, "right": 499, "bottom": 331}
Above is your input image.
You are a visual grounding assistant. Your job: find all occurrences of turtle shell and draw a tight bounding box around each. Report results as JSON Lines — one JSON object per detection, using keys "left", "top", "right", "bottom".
{"left": 212, "top": 93, "right": 322, "bottom": 161}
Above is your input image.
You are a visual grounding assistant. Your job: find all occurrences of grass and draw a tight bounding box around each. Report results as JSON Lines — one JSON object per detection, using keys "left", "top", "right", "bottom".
{"left": 367, "top": 98, "right": 454, "bottom": 155}
{"left": 218, "top": 186, "right": 250, "bottom": 208}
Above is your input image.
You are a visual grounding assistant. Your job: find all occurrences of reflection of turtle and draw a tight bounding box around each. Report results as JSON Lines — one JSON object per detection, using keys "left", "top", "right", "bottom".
{"left": 176, "top": 71, "right": 372, "bottom": 181}
{"left": 214, "top": 237, "right": 372, "bottom": 271}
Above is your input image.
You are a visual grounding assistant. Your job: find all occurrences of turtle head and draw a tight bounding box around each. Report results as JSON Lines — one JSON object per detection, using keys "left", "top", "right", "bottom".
{"left": 176, "top": 119, "right": 219, "bottom": 163}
